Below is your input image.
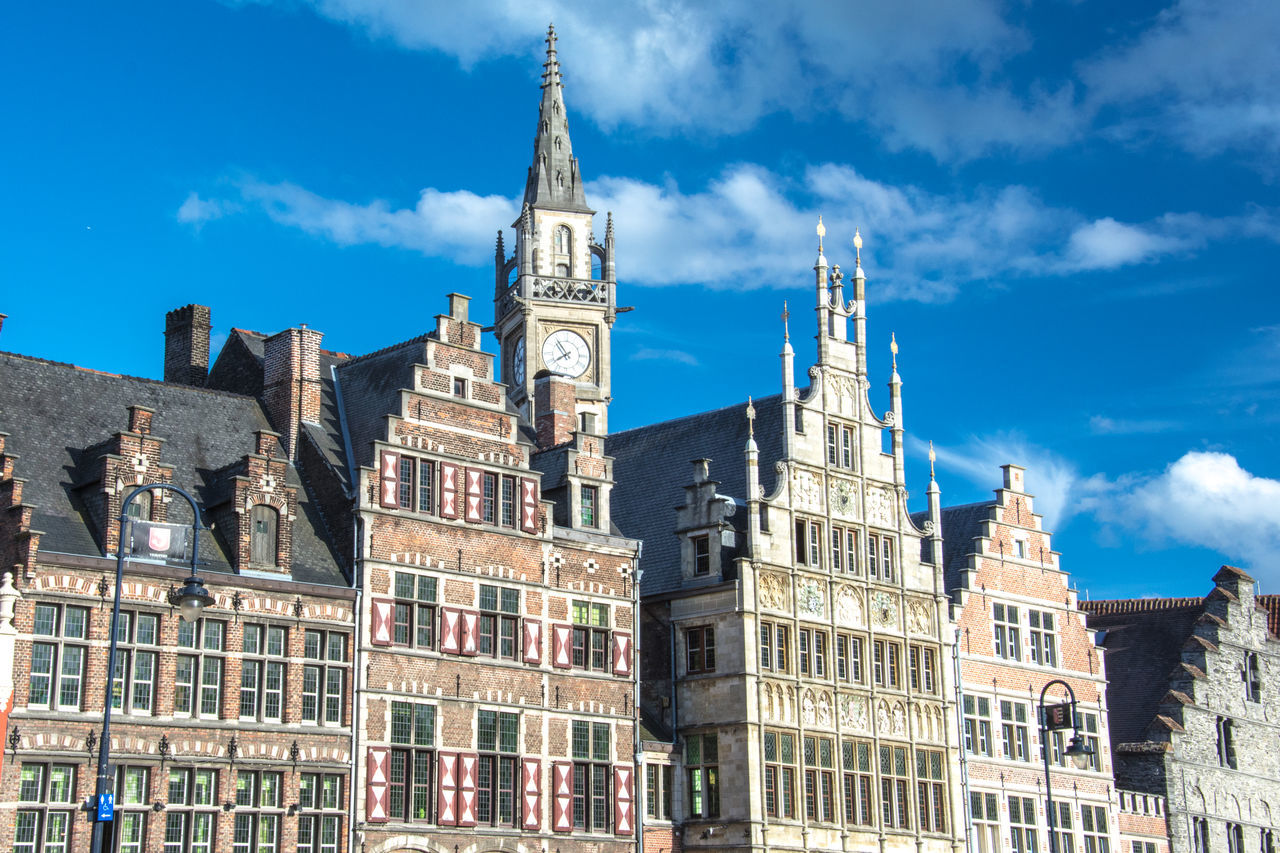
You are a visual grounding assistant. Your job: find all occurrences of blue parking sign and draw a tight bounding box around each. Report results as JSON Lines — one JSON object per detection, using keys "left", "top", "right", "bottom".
{"left": 97, "top": 792, "right": 114, "bottom": 821}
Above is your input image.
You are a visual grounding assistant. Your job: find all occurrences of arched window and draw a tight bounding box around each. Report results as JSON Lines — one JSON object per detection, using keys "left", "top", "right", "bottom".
{"left": 590, "top": 250, "right": 602, "bottom": 281}
{"left": 251, "top": 504, "right": 279, "bottom": 567}
{"left": 555, "top": 225, "right": 571, "bottom": 254}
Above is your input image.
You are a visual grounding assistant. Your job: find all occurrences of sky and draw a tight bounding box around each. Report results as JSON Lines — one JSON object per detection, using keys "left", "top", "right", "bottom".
{"left": 3, "top": 0, "right": 1279, "bottom": 599}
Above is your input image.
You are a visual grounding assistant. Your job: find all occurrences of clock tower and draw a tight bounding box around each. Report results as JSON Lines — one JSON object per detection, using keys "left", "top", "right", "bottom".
{"left": 494, "top": 25, "right": 617, "bottom": 448}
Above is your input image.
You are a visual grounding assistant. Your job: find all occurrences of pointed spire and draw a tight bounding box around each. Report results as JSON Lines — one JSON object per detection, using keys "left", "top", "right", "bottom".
{"left": 817, "top": 216, "right": 826, "bottom": 255}
{"left": 929, "top": 441, "right": 937, "bottom": 480}
{"left": 853, "top": 227, "right": 862, "bottom": 266}
{"left": 782, "top": 301, "right": 790, "bottom": 342}
{"left": 746, "top": 396, "right": 756, "bottom": 439}
{"left": 523, "top": 24, "right": 593, "bottom": 213}
{"left": 890, "top": 332, "right": 898, "bottom": 371}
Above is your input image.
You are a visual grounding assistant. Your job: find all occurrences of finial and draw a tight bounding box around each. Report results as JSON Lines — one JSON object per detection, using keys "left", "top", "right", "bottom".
{"left": 853, "top": 228, "right": 862, "bottom": 265}
{"left": 746, "top": 397, "right": 756, "bottom": 438}
{"left": 542, "top": 23, "right": 561, "bottom": 88}
{"left": 816, "top": 216, "right": 826, "bottom": 254}
{"left": 890, "top": 332, "right": 898, "bottom": 369}
{"left": 929, "top": 441, "right": 936, "bottom": 479}
{"left": 782, "top": 301, "right": 790, "bottom": 342}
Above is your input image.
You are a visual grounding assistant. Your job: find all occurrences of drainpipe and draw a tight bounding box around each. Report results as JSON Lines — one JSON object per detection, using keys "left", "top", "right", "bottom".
{"left": 348, "top": 511, "right": 364, "bottom": 853}
{"left": 633, "top": 541, "right": 644, "bottom": 853}
{"left": 953, "top": 626, "right": 974, "bottom": 853}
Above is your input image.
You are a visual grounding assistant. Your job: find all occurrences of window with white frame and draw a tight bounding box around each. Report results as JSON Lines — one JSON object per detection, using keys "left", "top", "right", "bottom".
{"left": 28, "top": 603, "right": 88, "bottom": 711}
{"left": 164, "top": 768, "right": 217, "bottom": 853}
{"left": 803, "top": 735, "right": 836, "bottom": 823}
{"left": 176, "top": 618, "right": 226, "bottom": 718}
{"left": 116, "top": 765, "right": 150, "bottom": 853}
{"left": 239, "top": 623, "right": 286, "bottom": 721}
{"left": 1081, "top": 803, "right": 1110, "bottom": 853}
{"left": 298, "top": 774, "right": 342, "bottom": 853}
{"left": 478, "top": 584, "right": 519, "bottom": 660}
{"left": 971, "top": 792, "right": 1001, "bottom": 853}
{"left": 763, "top": 730, "right": 796, "bottom": 819}
{"left": 915, "top": 749, "right": 947, "bottom": 833}
{"left": 826, "top": 423, "right": 856, "bottom": 469}
{"left": 393, "top": 572, "right": 437, "bottom": 649}
{"left": 795, "top": 518, "right": 822, "bottom": 567}
{"left": 963, "top": 696, "right": 992, "bottom": 756}
{"left": 1009, "top": 795, "right": 1039, "bottom": 853}
{"left": 841, "top": 739, "right": 874, "bottom": 826}
{"left": 1029, "top": 610, "right": 1056, "bottom": 667}
{"left": 798, "top": 628, "right": 829, "bottom": 678}
{"left": 1000, "top": 700, "right": 1031, "bottom": 762}
{"left": 478, "top": 710, "right": 520, "bottom": 826}
{"left": 760, "top": 621, "right": 791, "bottom": 673}
{"left": 573, "top": 720, "right": 613, "bottom": 831}
{"left": 645, "top": 763, "right": 674, "bottom": 820}
{"left": 109, "top": 611, "right": 160, "bottom": 716}
{"left": 233, "top": 770, "right": 283, "bottom": 853}
{"left": 389, "top": 701, "right": 435, "bottom": 822}
{"left": 908, "top": 644, "right": 936, "bottom": 694}
{"left": 15, "top": 764, "right": 76, "bottom": 853}
{"left": 993, "top": 603, "right": 1020, "bottom": 661}
{"left": 878, "top": 744, "right": 910, "bottom": 829}
{"left": 836, "top": 633, "right": 863, "bottom": 683}
{"left": 867, "top": 532, "right": 895, "bottom": 581}
{"left": 1049, "top": 801, "right": 1074, "bottom": 853}
{"left": 571, "top": 600, "right": 611, "bottom": 672}
{"left": 872, "top": 639, "right": 901, "bottom": 689}
{"left": 302, "top": 629, "right": 348, "bottom": 726}
{"left": 832, "top": 526, "right": 859, "bottom": 574}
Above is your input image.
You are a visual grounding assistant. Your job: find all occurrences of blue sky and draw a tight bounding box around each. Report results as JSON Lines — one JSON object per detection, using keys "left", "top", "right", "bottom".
{"left": 3, "top": 0, "right": 1279, "bottom": 599}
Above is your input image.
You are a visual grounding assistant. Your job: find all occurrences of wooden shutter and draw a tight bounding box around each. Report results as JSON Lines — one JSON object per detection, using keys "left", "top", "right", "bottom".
{"left": 523, "top": 619, "right": 542, "bottom": 665}
{"left": 552, "top": 762, "right": 573, "bottom": 832}
{"left": 612, "top": 632, "right": 632, "bottom": 676}
{"left": 457, "top": 753, "right": 478, "bottom": 827}
{"left": 439, "top": 463, "right": 460, "bottom": 519}
{"left": 552, "top": 625, "right": 573, "bottom": 669}
{"left": 365, "top": 748, "right": 390, "bottom": 823}
{"left": 465, "top": 468, "right": 484, "bottom": 522}
{"left": 614, "top": 765, "right": 634, "bottom": 835}
{"left": 440, "top": 608, "right": 462, "bottom": 654}
{"left": 370, "top": 599, "right": 394, "bottom": 646}
{"left": 379, "top": 450, "right": 400, "bottom": 508}
{"left": 521, "top": 758, "right": 541, "bottom": 830}
{"left": 437, "top": 752, "right": 458, "bottom": 826}
{"left": 520, "top": 478, "right": 539, "bottom": 533}
{"left": 460, "top": 610, "right": 479, "bottom": 656}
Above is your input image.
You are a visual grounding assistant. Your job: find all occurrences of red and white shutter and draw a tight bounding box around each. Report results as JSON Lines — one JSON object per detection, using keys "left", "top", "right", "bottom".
{"left": 437, "top": 752, "right": 458, "bottom": 826}
{"left": 365, "top": 748, "right": 390, "bottom": 823}
{"left": 521, "top": 758, "right": 541, "bottom": 830}
{"left": 613, "top": 632, "right": 632, "bottom": 676}
{"left": 465, "top": 468, "right": 484, "bottom": 522}
{"left": 523, "top": 619, "right": 542, "bottom": 665}
{"left": 614, "top": 766, "right": 634, "bottom": 835}
{"left": 552, "top": 762, "right": 574, "bottom": 832}
{"left": 440, "top": 608, "right": 462, "bottom": 654}
{"left": 520, "top": 478, "right": 539, "bottom": 533}
{"left": 379, "top": 450, "right": 400, "bottom": 508}
{"left": 439, "top": 463, "right": 460, "bottom": 519}
{"left": 460, "top": 611, "right": 479, "bottom": 656}
{"left": 457, "top": 753, "right": 478, "bottom": 827}
{"left": 370, "top": 599, "right": 394, "bottom": 646}
{"left": 552, "top": 625, "right": 573, "bottom": 669}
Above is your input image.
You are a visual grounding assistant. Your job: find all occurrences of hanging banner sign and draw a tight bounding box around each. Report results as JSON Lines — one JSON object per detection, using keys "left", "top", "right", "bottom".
{"left": 129, "top": 521, "right": 192, "bottom": 564}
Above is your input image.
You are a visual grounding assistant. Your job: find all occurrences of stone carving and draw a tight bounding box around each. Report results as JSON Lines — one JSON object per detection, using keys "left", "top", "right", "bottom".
{"left": 892, "top": 702, "right": 906, "bottom": 736}
{"left": 817, "top": 692, "right": 832, "bottom": 728}
{"left": 797, "top": 579, "right": 825, "bottom": 618}
{"left": 842, "top": 695, "right": 869, "bottom": 733}
{"left": 877, "top": 699, "right": 891, "bottom": 734}
{"left": 828, "top": 477, "right": 858, "bottom": 519}
{"left": 791, "top": 467, "right": 823, "bottom": 512}
{"left": 907, "top": 599, "right": 933, "bottom": 635}
{"left": 835, "top": 585, "right": 865, "bottom": 628}
{"left": 802, "top": 690, "right": 817, "bottom": 726}
{"left": 828, "top": 375, "right": 859, "bottom": 411}
{"left": 759, "top": 573, "right": 787, "bottom": 611}
{"left": 866, "top": 487, "right": 894, "bottom": 527}
{"left": 872, "top": 591, "right": 898, "bottom": 629}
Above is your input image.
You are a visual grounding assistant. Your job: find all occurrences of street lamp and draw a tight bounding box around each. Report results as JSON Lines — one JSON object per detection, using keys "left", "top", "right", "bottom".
{"left": 91, "top": 484, "right": 211, "bottom": 853}
{"left": 1039, "top": 679, "right": 1095, "bottom": 853}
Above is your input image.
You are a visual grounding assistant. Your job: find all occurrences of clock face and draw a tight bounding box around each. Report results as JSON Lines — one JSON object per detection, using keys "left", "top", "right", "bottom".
{"left": 541, "top": 329, "right": 591, "bottom": 377}
{"left": 512, "top": 337, "right": 525, "bottom": 382}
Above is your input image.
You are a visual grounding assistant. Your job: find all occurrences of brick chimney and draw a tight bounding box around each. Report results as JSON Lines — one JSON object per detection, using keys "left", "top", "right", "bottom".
{"left": 164, "top": 305, "right": 212, "bottom": 386}
{"left": 263, "top": 325, "right": 324, "bottom": 460}
{"left": 534, "top": 374, "right": 577, "bottom": 448}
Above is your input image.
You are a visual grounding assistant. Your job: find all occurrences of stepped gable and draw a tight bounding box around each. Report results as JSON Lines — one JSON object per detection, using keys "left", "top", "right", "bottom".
{"left": 1083, "top": 595, "right": 1207, "bottom": 745}
{"left": 0, "top": 350, "right": 347, "bottom": 586}
{"left": 608, "top": 393, "right": 785, "bottom": 595}
{"left": 912, "top": 499, "right": 996, "bottom": 593}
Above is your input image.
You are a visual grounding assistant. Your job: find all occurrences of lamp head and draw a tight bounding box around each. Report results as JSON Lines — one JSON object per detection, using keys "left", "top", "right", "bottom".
{"left": 172, "top": 579, "right": 214, "bottom": 622}
{"left": 1066, "top": 734, "right": 1093, "bottom": 770}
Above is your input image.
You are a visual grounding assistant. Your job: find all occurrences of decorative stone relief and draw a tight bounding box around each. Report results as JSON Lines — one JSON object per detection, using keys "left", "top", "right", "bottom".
{"left": 872, "top": 591, "right": 898, "bottom": 629}
{"left": 828, "top": 375, "right": 859, "bottom": 412}
{"left": 842, "top": 695, "right": 870, "bottom": 733}
{"left": 802, "top": 689, "right": 817, "bottom": 726}
{"left": 828, "top": 478, "right": 859, "bottom": 519}
{"left": 867, "top": 487, "right": 894, "bottom": 527}
{"left": 797, "top": 579, "right": 825, "bottom": 618}
{"left": 907, "top": 599, "right": 933, "bottom": 635}
{"left": 877, "top": 699, "right": 891, "bottom": 734}
{"left": 759, "top": 573, "right": 788, "bottom": 611}
{"left": 834, "top": 585, "right": 865, "bottom": 628}
{"left": 892, "top": 702, "right": 906, "bottom": 736}
{"left": 817, "top": 692, "right": 833, "bottom": 728}
{"left": 791, "top": 467, "right": 824, "bottom": 512}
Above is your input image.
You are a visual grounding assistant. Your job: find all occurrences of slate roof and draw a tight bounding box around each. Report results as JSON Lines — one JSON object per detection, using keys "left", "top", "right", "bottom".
{"left": 0, "top": 351, "right": 348, "bottom": 587}
{"left": 1260, "top": 595, "right": 1280, "bottom": 638}
{"left": 608, "top": 394, "right": 784, "bottom": 595}
{"left": 1082, "top": 597, "right": 1207, "bottom": 745}
{"left": 911, "top": 500, "right": 993, "bottom": 594}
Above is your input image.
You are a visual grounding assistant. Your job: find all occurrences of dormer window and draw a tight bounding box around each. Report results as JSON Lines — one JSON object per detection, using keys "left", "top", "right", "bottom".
{"left": 250, "top": 505, "right": 279, "bottom": 568}
{"left": 693, "top": 536, "right": 710, "bottom": 576}
{"left": 125, "top": 490, "right": 152, "bottom": 521}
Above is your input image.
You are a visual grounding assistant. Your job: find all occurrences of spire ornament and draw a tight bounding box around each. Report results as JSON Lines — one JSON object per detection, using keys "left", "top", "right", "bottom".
{"left": 929, "top": 441, "right": 937, "bottom": 479}
{"left": 782, "top": 301, "right": 790, "bottom": 341}
{"left": 853, "top": 228, "right": 863, "bottom": 266}
{"left": 817, "top": 216, "right": 826, "bottom": 254}
{"left": 746, "top": 396, "right": 756, "bottom": 438}
{"left": 890, "top": 332, "right": 898, "bottom": 370}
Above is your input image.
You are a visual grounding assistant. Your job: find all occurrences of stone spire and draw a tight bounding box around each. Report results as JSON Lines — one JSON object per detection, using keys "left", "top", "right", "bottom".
{"left": 523, "top": 24, "right": 593, "bottom": 213}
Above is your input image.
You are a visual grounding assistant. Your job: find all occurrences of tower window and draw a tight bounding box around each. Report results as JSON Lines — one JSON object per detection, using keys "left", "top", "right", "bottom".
{"left": 692, "top": 535, "right": 710, "bottom": 576}
{"left": 580, "top": 485, "right": 597, "bottom": 528}
{"left": 250, "top": 505, "right": 279, "bottom": 567}
{"left": 453, "top": 378, "right": 467, "bottom": 398}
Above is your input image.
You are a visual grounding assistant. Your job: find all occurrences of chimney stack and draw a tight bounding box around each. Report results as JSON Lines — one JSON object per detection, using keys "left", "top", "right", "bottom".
{"left": 263, "top": 325, "right": 324, "bottom": 460}
{"left": 164, "top": 305, "right": 212, "bottom": 386}
{"left": 533, "top": 374, "right": 577, "bottom": 448}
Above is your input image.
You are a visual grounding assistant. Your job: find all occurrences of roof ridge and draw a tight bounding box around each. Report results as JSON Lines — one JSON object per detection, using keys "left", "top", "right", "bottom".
{"left": 611, "top": 392, "right": 783, "bottom": 439}
{"left": 0, "top": 351, "right": 260, "bottom": 403}
{"left": 1082, "top": 597, "right": 1205, "bottom": 615}
{"left": 337, "top": 332, "right": 434, "bottom": 367}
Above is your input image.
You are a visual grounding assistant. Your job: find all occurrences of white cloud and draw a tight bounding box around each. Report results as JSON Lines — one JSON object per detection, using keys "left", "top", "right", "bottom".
{"left": 177, "top": 192, "right": 237, "bottom": 229}
{"left": 1088, "top": 415, "right": 1178, "bottom": 435}
{"left": 632, "top": 347, "right": 698, "bottom": 366}
{"left": 1080, "top": 0, "right": 1280, "bottom": 158}
{"left": 188, "top": 165, "right": 1280, "bottom": 298}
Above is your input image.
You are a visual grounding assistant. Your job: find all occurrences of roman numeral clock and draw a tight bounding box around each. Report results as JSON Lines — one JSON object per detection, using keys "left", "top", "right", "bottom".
{"left": 541, "top": 328, "right": 591, "bottom": 378}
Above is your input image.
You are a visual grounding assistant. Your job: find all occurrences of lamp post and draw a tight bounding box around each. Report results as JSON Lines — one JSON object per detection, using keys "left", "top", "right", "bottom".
{"left": 90, "top": 484, "right": 213, "bottom": 853}
{"left": 1039, "top": 679, "right": 1094, "bottom": 853}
